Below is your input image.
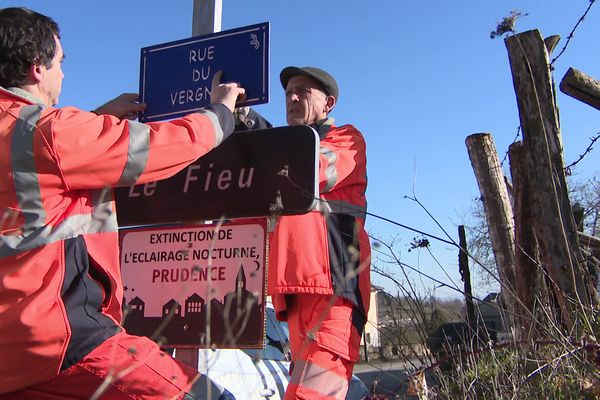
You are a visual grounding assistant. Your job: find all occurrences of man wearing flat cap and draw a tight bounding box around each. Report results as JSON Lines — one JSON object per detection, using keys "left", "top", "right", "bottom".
{"left": 260, "top": 66, "right": 371, "bottom": 399}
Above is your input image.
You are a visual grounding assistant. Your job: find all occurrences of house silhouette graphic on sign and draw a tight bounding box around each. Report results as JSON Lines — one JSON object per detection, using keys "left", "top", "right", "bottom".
{"left": 123, "top": 264, "right": 263, "bottom": 347}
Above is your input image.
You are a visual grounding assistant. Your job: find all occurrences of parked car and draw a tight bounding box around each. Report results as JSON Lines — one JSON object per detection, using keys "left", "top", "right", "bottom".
{"left": 426, "top": 321, "right": 495, "bottom": 369}
{"left": 176, "top": 305, "right": 370, "bottom": 400}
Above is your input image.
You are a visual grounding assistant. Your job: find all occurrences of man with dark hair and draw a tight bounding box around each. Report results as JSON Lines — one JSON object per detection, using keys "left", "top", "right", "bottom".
{"left": 0, "top": 8, "right": 60, "bottom": 88}
{"left": 242, "top": 66, "right": 371, "bottom": 399}
{"left": 0, "top": 7, "right": 242, "bottom": 399}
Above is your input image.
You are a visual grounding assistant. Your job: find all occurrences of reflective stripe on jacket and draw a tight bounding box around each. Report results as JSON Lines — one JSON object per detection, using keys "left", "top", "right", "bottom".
{"left": 0, "top": 87, "right": 234, "bottom": 394}
{"left": 268, "top": 119, "right": 371, "bottom": 319}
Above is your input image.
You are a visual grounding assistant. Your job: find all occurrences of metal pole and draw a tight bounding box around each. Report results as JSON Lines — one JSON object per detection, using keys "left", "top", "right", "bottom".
{"left": 192, "top": 0, "right": 222, "bottom": 35}
{"left": 362, "top": 331, "right": 369, "bottom": 363}
{"left": 175, "top": 0, "right": 223, "bottom": 368}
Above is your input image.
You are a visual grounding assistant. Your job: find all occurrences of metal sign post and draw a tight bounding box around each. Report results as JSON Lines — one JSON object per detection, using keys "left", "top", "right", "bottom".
{"left": 176, "top": 0, "right": 222, "bottom": 365}
{"left": 193, "top": 0, "right": 222, "bottom": 35}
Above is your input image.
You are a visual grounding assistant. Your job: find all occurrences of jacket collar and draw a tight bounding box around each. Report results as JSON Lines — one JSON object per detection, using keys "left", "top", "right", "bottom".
{"left": 311, "top": 117, "right": 335, "bottom": 139}
{"left": 1, "top": 86, "right": 45, "bottom": 105}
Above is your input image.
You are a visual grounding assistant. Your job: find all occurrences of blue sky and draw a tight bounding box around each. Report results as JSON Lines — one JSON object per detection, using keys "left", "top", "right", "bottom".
{"left": 7, "top": 1, "right": 600, "bottom": 298}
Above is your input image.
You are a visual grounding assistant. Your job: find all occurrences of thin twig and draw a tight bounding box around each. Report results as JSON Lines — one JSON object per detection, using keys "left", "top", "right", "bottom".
{"left": 524, "top": 345, "right": 585, "bottom": 382}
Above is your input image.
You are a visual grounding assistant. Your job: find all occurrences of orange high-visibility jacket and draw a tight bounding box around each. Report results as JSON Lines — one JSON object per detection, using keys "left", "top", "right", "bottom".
{"left": 268, "top": 118, "right": 371, "bottom": 319}
{"left": 0, "top": 87, "right": 234, "bottom": 394}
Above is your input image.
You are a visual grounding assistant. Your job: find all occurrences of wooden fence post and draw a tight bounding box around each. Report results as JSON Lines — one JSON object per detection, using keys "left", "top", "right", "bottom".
{"left": 508, "top": 141, "right": 544, "bottom": 339}
{"left": 505, "top": 30, "right": 597, "bottom": 328}
{"left": 560, "top": 67, "right": 600, "bottom": 112}
{"left": 466, "top": 133, "right": 516, "bottom": 324}
{"left": 458, "top": 226, "right": 477, "bottom": 337}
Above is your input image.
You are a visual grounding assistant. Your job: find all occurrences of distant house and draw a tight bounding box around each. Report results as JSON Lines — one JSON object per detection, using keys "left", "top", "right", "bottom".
{"left": 361, "top": 285, "right": 425, "bottom": 359}
{"left": 361, "top": 285, "right": 417, "bottom": 352}
{"left": 477, "top": 292, "right": 509, "bottom": 340}
{"left": 362, "top": 286, "right": 381, "bottom": 351}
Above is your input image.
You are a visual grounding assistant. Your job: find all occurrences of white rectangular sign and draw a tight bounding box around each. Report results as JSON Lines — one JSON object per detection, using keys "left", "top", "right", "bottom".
{"left": 119, "top": 219, "right": 267, "bottom": 348}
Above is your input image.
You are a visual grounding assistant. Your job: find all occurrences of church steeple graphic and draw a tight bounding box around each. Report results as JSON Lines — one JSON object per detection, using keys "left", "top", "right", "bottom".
{"left": 236, "top": 264, "right": 247, "bottom": 292}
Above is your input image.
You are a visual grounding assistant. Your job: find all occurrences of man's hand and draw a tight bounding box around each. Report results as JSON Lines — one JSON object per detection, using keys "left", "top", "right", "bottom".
{"left": 211, "top": 71, "right": 246, "bottom": 112}
{"left": 94, "top": 93, "right": 147, "bottom": 120}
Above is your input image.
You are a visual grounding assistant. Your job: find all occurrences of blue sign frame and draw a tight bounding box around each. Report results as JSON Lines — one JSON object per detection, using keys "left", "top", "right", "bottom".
{"left": 139, "top": 22, "right": 269, "bottom": 122}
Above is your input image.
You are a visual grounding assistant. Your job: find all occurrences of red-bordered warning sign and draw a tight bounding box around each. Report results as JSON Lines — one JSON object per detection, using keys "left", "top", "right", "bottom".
{"left": 119, "top": 218, "right": 267, "bottom": 348}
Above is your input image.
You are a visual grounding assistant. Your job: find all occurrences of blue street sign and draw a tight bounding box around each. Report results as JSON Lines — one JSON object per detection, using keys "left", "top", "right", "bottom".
{"left": 139, "top": 22, "right": 269, "bottom": 122}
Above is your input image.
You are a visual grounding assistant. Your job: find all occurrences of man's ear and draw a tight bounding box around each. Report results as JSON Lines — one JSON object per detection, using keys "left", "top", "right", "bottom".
{"left": 28, "top": 63, "right": 44, "bottom": 84}
{"left": 324, "top": 95, "right": 336, "bottom": 113}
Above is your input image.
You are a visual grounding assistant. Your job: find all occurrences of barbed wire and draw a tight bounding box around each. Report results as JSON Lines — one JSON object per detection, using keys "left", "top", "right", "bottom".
{"left": 366, "top": 210, "right": 456, "bottom": 247}
{"left": 281, "top": 173, "right": 527, "bottom": 307}
{"left": 370, "top": 237, "right": 546, "bottom": 330}
{"left": 550, "top": 0, "right": 598, "bottom": 67}
{"left": 564, "top": 130, "right": 600, "bottom": 174}
{"left": 278, "top": 171, "right": 459, "bottom": 248}
{"left": 370, "top": 242, "right": 485, "bottom": 304}
{"left": 499, "top": 125, "right": 522, "bottom": 168}
{"left": 549, "top": 1, "right": 598, "bottom": 172}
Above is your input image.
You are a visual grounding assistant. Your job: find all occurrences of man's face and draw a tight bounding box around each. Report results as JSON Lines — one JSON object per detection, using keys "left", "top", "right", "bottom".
{"left": 38, "top": 36, "right": 64, "bottom": 106}
{"left": 285, "top": 75, "right": 332, "bottom": 126}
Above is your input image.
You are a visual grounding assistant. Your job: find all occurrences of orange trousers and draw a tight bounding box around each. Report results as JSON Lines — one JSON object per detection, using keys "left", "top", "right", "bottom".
{"left": 0, "top": 331, "right": 232, "bottom": 400}
{"left": 284, "top": 294, "right": 364, "bottom": 400}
